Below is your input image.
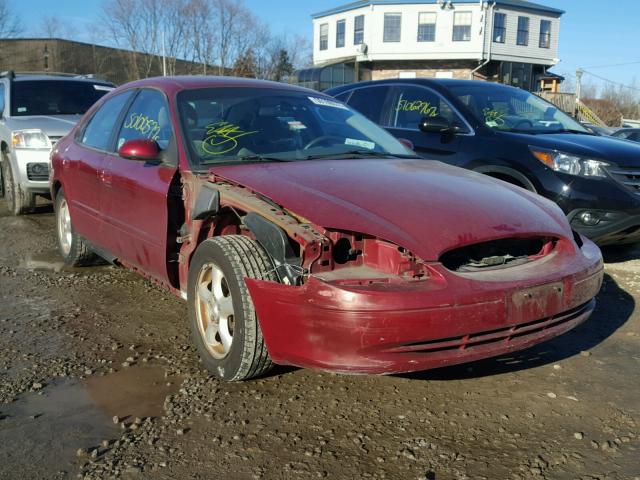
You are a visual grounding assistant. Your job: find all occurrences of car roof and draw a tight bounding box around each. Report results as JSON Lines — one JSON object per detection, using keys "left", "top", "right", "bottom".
{"left": 326, "top": 78, "right": 521, "bottom": 94}
{"left": 11, "top": 75, "right": 113, "bottom": 85}
{"left": 120, "top": 76, "right": 320, "bottom": 96}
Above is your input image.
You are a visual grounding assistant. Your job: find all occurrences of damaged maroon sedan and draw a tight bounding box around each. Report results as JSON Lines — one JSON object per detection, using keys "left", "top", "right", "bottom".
{"left": 50, "top": 77, "right": 604, "bottom": 381}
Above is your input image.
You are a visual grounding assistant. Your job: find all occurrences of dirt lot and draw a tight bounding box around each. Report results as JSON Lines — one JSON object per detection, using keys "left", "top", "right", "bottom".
{"left": 0, "top": 200, "right": 639, "bottom": 480}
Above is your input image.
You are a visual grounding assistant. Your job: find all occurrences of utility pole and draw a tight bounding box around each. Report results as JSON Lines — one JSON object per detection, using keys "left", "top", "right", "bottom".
{"left": 575, "top": 68, "right": 583, "bottom": 114}
{"left": 162, "top": 29, "right": 167, "bottom": 77}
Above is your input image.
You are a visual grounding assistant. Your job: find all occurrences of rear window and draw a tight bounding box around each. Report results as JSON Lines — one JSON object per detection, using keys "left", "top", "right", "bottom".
{"left": 11, "top": 80, "right": 114, "bottom": 116}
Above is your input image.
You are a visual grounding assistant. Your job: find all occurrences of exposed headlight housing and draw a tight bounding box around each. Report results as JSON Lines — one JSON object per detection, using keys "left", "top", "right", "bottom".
{"left": 530, "top": 147, "right": 609, "bottom": 178}
{"left": 12, "top": 129, "right": 52, "bottom": 149}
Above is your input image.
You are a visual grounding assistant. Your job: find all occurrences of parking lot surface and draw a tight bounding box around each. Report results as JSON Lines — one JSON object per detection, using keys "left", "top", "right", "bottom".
{"left": 0, "top": 201, "right": 639, "bottom": 480}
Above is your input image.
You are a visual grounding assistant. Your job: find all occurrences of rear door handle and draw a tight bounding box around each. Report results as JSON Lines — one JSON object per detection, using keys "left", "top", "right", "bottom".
{"left": 99, "top": 169, "right": 112, "bottom": 186}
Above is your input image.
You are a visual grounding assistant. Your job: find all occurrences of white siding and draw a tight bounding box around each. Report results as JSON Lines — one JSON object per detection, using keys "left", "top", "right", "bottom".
{"left": 313, "top": 2, "right": 560, "bottom": 67}
{"left": 485, "top": 6, "right": 560, "bottom": 65}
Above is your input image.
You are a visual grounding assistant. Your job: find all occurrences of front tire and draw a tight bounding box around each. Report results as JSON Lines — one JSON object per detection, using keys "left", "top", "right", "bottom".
{"left": 188, "top": 235, "right": 277, "bottom": 381}
{"left": 2, "top": 160, "right": 35, "bottom": 215}
{"left": 55, "top": 189, "right": 96, "bottom": 266}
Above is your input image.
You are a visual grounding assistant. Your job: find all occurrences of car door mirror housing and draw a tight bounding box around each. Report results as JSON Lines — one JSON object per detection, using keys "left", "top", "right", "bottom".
{"left": 419, "top": 116, "right": 453, "bottom": 134}
{"left": 118, "top": 139, "right": 160, "bottom": 161}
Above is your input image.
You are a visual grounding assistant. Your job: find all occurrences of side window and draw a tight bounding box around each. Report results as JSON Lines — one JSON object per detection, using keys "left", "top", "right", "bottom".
{"left": 81, "top": 91, "right": 134, "bottom": 151}
{"left": 0, "top": 84, "right": 5, "bottom": 114}
{"left": 631, "top": 132, "right": 640, "bottom": 142}
{"left": 345, "top": 87, "right": 390, "bottom": 124}
{"left": 385, "top": 86, "right": 460, "bottom": 130}
{"left": 117, "top": 89, "right": 173, "bottom": 151}
{"left": 614, "top": 131, "right": 630, "bottom": 139}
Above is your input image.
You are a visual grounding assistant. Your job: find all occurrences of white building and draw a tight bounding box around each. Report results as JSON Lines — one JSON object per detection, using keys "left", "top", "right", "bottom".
{"left": 296, "top": 0, "right": 563, "bottom": 91}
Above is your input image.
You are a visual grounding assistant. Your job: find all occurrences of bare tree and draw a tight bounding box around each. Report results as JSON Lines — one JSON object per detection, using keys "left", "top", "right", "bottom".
{"left": 0, "top": 0, "right": 23, "bottom": 38}
{"left": 40, "top": 15, "right": 61, "bottom": 38}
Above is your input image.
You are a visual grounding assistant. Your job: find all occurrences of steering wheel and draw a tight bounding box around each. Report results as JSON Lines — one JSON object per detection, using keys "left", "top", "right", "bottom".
{"left": 303, "top": 135, "right": 344, "bottom": 150}
{"left": 512, "top": 119, "right": 533, "bottom": 130}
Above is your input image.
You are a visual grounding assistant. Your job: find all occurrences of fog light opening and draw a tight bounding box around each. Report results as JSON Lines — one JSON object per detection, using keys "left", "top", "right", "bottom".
{"left": 578, "top": 211, "right": 601, "bottom": 226}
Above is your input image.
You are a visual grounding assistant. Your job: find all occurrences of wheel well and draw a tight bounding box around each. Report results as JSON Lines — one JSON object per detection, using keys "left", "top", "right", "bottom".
{"left": 484, "top": 172, "right": 529, "bottom": 190}
{"left": 1, "top": 141, "right": 7, "bottom": 154}
{"left": 51, "top": 180, "right": 62, "bottom": 200}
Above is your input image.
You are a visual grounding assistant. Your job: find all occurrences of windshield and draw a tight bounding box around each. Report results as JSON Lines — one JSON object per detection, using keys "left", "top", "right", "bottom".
{"left": 177, "top": 87, "right": 414, "bottom": 168}
{"left": 11, "top": 80, "right": 114, "bottom": 116}
{"left": 449, "top": 84, "right": 590, "bottom": 134}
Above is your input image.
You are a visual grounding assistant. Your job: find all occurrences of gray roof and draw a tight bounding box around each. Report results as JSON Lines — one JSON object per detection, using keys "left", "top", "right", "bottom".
{"left": 312, "top": 0, "right": 564, "bottom": 19}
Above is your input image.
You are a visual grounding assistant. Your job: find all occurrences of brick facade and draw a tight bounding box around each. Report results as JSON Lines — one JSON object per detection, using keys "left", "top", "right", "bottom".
{"left": 369, "top": 60, "right": 477, "bottom": 81}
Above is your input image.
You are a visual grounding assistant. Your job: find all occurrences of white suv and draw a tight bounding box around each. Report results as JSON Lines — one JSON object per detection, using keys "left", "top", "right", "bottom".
{"left": 0, "top": 72, "right": 114, "bottom": 214}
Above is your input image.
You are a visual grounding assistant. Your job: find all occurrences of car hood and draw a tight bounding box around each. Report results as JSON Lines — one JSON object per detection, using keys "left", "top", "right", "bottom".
{"left": 511, "top": 131, "right": 640, "bottom": 168}
{"left": 210, "top": 159, "right": 572, "bottom": 261}
{"left": 4, "top": 115, "right": 81, "bottom": 138}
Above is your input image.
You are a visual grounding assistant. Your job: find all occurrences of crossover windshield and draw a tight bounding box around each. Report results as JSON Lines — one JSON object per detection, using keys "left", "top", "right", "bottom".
{"left": 177, "top": 87, "right": 414, "bottom": 167}
{"left": 11, "top": 80, "right": 114, "bottom": 116}
{"left": 449, "top": 84, "right": 591, "bottom": 135}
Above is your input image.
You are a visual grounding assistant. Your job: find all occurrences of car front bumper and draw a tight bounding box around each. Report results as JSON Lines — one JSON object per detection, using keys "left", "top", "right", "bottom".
{"left": 537, "top": 170, "right": 640, "bottom": 245}
{"left": 11, "top": 148, "right": 52, "bottom": 194}
{"left": 246, "top": 239, "right": 603, "bottom": 375}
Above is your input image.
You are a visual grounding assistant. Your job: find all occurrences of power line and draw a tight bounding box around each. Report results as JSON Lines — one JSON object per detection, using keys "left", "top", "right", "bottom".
{"left": 583, "top": 60, "right": 640, "bottom": 69}
{"left": 581, "top": 69, "right": 640, "bottom": 92}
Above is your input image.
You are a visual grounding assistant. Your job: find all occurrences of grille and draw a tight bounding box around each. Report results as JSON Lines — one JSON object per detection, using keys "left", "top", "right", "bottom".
{"left": 606, "top": 167, "right": 640, "bottom": 194}
{"left": 26, "top": 163, "right": 49, "bottom": 181}
{"left": 385, "top": 301, "right": 592, "bottom": 355}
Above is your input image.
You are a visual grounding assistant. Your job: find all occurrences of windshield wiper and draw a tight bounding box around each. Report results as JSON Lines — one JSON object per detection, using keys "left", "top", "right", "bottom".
{"left": 303, "top": 150, "right": 418, "bottom": 160}
{"left": 539, "top": 129, "right": 594, "bottom": 135}
{"left": 237, "top": 154, "right": 292, "bottom": 163}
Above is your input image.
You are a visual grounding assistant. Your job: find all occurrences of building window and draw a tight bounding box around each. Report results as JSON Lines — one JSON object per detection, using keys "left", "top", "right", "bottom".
{"left": 493, "top": 12, "right": 506, "bottom": 43}
{"left": 517, "top": 16, "right": 529, "bottom": 46}
{"left": 453, "top": 12, "right": 472, "bottom": 41}
{"left": 319, "top": 23, "right": 329, "bottom": 50}
{"left": 354, "top": 15, "right": 365, "bottom": 45}
{"left": 383, "top": 13, "right": 402, "bottom": 42}
{"left": 539, "top": 20, "right": 551, "bottom": 48}
{"left": 417, "top": 12, "right": 436, "bottom": 42}
{"left": 336, "top": 20, "right": 346, "bottom": 48}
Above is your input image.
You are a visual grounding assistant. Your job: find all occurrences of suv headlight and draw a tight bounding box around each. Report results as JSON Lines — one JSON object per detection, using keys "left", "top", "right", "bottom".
{"left": 12, "top": 129, "right": 52, "bottom": 149}
{"left": 530, "top": 147, "right": 609, "bottom": 178}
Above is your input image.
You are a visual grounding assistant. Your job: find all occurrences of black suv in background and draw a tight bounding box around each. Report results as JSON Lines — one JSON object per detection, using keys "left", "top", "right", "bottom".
{"left": 327, "top": 79, "right": 640, "bottom": 246}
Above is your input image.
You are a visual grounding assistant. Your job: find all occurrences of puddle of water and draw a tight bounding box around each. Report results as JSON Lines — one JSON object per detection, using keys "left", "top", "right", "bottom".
{"left": 0, "top": 378, "right": 118, "bottom": 478}
{"left": 85, "top": 365, "right": 182, "bottom": 419}
{"left": 0, "top": 365, "right": 181, "bottom": 478}
{"left": 20, "top": 251, "right": 68, "bottom": 273}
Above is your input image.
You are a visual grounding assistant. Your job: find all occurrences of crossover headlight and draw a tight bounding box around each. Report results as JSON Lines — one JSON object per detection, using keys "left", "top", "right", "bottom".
{"left": 530, "top": 147, "right": 609, "bottom": 178}
{"left": 12, "top": 129, "right": 51, "bottom": 149}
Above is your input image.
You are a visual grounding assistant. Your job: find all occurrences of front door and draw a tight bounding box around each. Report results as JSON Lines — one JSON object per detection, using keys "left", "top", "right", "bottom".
{"left": 100, "top": 89, "right": 178, "bottom": 283}
{"left": 382, "top": 85, "right": 468, "bottom": 163}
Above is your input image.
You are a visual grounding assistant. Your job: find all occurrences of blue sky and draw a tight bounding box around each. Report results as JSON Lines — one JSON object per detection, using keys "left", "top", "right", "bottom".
{"left": 17, "top": 0, "right": 640, "bottom": 92}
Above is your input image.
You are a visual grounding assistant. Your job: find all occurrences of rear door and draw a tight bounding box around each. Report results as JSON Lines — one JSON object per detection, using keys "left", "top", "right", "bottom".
{"left": 381, "top": 85, "right": 468, "bottom": 162}
{"left": 100, "top": 88, "right": 178, "bottom": 283}
{"left": 67, "top": 91, "right": 134, "bottom": 240}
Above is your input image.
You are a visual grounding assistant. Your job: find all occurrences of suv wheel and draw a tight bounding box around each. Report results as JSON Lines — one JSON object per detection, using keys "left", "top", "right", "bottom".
{"left": 55, "top": 189, "right": 96, "bottom": 266}
{"left": 188, "top": 235, "right": 277, "bottom": 381}
{"left": 2, "top": 160, "right": 35, "bottom": 215}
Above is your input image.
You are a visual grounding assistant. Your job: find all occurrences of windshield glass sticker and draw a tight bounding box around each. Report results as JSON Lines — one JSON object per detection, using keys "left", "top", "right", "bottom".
{"left": 202, "top": 121, "right": 259, "bottom": 155}
{"left": 123, "top": 113, "right": 161, "bottom": 140}
{"left": 396, "top": 99, "right": 438, "bottom": 117}
{"left": 345, "top": 138, "right": 375, "bottom": 150}
{"left": 482, "top": 108, "right": 506, "bottom": 127}
{"left": 94, "top": 85, "right": 115, "bottom": 91}
{"left": 308, "top": 97, "right": 349, "bottom": 110}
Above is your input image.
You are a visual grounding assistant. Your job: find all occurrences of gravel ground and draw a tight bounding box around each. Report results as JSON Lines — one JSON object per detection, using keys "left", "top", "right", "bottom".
{"left": 0, "top": 200, "right": 639, "bottom": 480}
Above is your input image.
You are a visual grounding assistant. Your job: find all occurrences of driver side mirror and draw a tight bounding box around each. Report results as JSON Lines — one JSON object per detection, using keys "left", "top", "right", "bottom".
{"left": 419, "top": 116, "right": 453, "bottom": 134}
{"left": 118, "top": 139, "right": 160, "bottom": 162}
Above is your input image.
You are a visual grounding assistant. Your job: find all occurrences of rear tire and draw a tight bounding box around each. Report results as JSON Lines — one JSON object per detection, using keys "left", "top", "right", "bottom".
{"left": 2, "top": 160, "right": 35, "bottom": 215}
{"left": 54, "top": 189, "right": 96, "bottom": 266}
{"left": 188, "top": 235, "right": 276, "bottom": 381}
